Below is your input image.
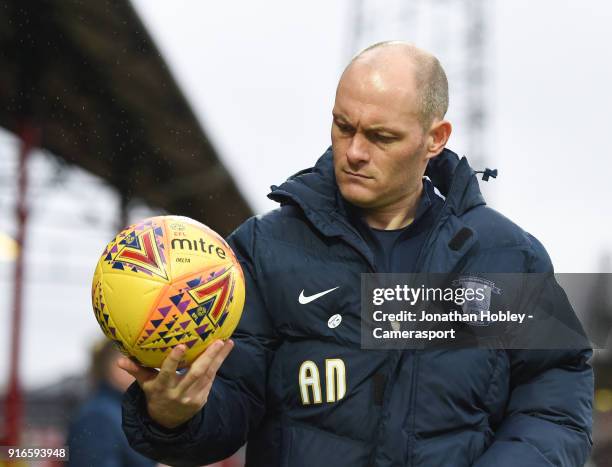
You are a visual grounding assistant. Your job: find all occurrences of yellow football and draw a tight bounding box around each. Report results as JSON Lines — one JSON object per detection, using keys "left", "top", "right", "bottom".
{"left": 91, "top": 215, "right": 245, "bottom": 368}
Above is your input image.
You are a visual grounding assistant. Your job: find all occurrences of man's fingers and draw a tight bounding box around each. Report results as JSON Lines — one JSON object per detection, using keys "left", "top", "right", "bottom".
{"left": 188, "top": 339, "right": 235, "bottom": 394}
{"left": 204, "top": 339, "right": 234, "bottom": 381}
{"left": 175, "top": 340, "right": 227, "bottom": 393}
{"left": 156, "top": 344, "right": 186, "bottom": 387}
{"left": 117, "top": 357, "right": 157, "bottom": 387}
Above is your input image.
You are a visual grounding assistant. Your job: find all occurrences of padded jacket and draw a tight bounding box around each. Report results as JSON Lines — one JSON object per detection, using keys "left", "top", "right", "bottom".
{"left": 123, "top": 147, "right": 593, "bottom": 467}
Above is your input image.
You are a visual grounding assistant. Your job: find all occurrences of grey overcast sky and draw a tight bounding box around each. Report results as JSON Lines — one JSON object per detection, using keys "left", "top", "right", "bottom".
{"left": 132, "top": 0, "right": 612, "bottom": 273}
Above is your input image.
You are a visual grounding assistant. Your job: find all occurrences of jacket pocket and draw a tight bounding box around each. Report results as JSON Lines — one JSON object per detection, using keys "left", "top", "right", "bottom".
{"left": 281, "top": 421, "right": 371, "bottom": 467}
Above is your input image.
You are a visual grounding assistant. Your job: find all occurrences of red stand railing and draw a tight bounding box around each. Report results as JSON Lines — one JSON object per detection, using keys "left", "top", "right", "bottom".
{"left": 2, "top": 123, "right": 38, "bottom": 447}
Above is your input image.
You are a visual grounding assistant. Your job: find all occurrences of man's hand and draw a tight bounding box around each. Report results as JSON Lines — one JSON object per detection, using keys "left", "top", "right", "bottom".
{"left": 118, "top": 339, "right": 235, "bottom": 429}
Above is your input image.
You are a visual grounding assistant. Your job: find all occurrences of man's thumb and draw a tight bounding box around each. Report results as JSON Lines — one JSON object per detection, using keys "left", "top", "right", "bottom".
{"left": 117, "top": 357, "right": 157, "bottom": 387}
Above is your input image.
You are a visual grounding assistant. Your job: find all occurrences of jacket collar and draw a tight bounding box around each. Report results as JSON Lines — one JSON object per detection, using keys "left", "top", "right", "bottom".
{"left": 268, "top": 147, "right": 487, "bottom": 270}
{"left": 424, "top": 148, "right": 486, "bottom": 215}
{"left": 268, "top": 146, "right": 485, "bottom": 226}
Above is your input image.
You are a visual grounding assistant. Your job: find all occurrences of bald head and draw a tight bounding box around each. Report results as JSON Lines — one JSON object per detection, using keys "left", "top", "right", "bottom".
{"left": 343, "top": 41, "right": 449, "bottom": 129}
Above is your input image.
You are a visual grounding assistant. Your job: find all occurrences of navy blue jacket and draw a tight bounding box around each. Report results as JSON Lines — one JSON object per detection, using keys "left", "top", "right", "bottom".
{"left": 123, "top": 148, "right": 593, "bottom": 467}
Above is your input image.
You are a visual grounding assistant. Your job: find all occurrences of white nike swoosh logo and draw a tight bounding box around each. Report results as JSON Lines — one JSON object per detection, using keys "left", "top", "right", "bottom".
{"left": 298, "top": 286, "right": 340, "bottom": 305}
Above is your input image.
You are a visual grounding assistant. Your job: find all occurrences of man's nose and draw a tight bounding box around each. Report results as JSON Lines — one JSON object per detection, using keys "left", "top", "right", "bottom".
{"left": 346, "top": 134, "right": 370, "bottom": 166}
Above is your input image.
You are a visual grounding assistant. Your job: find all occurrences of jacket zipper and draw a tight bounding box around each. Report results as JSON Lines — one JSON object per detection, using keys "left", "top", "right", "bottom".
{"left": 272, "top": 183, "right": 465, "bottom": 467}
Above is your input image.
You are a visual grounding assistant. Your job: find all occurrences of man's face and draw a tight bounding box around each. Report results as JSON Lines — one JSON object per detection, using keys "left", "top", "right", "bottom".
{"left": 331, "top": 63, "right": 430, "bottom": 210}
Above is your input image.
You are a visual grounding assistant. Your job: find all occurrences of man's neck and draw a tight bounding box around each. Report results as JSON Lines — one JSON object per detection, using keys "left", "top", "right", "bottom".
{"left": 362, "top": 184, "right": 423, "bottom": 230}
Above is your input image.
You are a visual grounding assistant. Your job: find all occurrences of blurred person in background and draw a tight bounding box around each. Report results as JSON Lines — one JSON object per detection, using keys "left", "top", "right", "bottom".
{"left": 66, "top": 339, "right": 156, "bottom": 467}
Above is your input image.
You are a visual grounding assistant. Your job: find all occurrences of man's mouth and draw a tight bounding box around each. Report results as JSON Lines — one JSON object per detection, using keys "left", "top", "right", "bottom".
{"left": 343, "top": 170, "right": 373, "bottom": 179}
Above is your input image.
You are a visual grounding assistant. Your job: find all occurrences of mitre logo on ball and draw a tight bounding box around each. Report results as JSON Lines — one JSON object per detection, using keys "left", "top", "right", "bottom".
{"left": 91, "top": 215, "right": 245, "bottom": 368}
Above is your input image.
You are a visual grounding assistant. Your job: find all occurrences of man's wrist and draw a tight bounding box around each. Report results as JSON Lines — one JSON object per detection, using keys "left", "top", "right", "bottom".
{"left": 124, "top": 381, "right": 203, "bottom": 443}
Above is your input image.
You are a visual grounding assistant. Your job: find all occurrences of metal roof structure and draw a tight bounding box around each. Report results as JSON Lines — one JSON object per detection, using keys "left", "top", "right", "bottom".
{"left": 0, "top": 0, "right": 252, "bottom": 235}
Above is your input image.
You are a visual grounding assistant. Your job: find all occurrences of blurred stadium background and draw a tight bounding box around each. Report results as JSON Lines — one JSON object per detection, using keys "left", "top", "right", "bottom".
{"left": 0, "top": 1, "right": 611, "bottom": 466}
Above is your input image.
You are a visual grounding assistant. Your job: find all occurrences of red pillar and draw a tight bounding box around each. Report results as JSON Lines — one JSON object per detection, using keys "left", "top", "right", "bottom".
{"left": 3, "top": 123, "right": 38, "bottom": 446}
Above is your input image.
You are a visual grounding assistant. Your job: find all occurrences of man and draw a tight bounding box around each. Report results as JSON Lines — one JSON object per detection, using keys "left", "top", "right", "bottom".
{"left": 119, "top": 42, "right": 593, "bottom": 466}
{"left": 67, "top": 339, "right": 156, "bottom": 467}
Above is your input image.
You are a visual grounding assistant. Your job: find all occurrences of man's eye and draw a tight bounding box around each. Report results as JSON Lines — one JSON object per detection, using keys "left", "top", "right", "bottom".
{"left": 336, "top": 123, "right": 354, "bottom": 134}
{"left": 372, "top": 134, "right": 395, "bottom": 144}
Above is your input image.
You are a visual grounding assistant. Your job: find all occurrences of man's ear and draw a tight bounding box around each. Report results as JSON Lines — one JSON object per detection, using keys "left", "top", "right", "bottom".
{"left": 425, "top": 119, "right": 452, "bottom": 159}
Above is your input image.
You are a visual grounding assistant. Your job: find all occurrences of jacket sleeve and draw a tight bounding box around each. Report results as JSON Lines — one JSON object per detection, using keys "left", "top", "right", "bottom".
{"left": 122, "top": 217, "right": 278, "bottom": 467}
{"left": 473, "top": 348, "right": 593, "bottom": 467}
{"left": 474, "top": 235, "right": 593, "bottom": 467}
